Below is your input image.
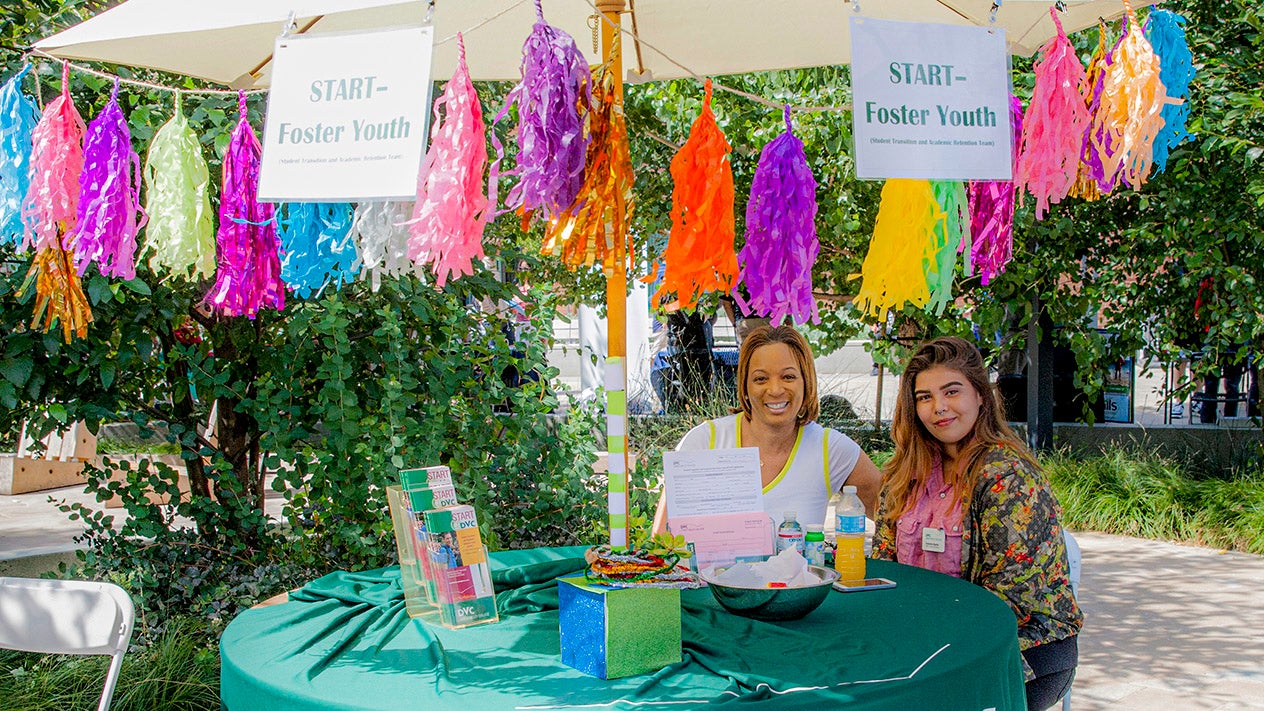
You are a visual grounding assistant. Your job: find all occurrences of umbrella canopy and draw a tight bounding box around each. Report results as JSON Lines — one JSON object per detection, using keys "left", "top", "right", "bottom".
{"left": 34, "top": 0, "right": 1155, "bottom": 88}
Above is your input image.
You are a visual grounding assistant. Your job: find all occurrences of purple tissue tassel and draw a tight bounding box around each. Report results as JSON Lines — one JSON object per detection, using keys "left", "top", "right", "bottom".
{"left": 204, "top": 92, "right": 284, "bottom": 318}
{"left": 737, "top": 107, "right": 820, "bottom": 327}
{"left": 490, "top": 0, "right": 591, "bottom": 224}
{"left": 968, "top": 95, "right": 1024, "bottom": 285}
{"left": 67, "top": 80, "right": 147, "bottom": 279}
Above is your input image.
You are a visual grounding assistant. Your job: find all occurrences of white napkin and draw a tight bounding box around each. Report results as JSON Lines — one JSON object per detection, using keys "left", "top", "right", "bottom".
{"left": 711, "top": 549, "right": 818, "bottom": 588}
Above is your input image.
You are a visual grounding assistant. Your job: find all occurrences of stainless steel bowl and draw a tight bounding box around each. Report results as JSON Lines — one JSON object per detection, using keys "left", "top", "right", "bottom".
{"left": 700, "top": 565, "right": 840, "bottom": 621}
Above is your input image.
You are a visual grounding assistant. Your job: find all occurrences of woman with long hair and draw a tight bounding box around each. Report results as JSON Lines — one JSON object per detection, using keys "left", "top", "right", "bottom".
{"left": 653, "top": 324, "right": 882, "bottom": 534}
{"left": 872, "top": 337, "right": 1082, "bottom": 711}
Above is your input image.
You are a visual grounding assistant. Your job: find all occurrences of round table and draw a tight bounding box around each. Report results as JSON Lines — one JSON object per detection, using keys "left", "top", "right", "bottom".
{"left": 220, "top": 547, "right": 1025, "bottom": 710}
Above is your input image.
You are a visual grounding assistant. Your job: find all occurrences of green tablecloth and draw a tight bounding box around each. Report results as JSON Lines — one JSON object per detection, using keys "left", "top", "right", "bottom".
{"left": 220, "top": 547, "right": 1025, "bottom": 710}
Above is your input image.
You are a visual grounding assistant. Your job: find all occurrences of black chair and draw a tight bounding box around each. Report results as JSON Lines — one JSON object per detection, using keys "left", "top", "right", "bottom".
{"left": 1192, "top": 362, "right": 1256, "bottom": 424}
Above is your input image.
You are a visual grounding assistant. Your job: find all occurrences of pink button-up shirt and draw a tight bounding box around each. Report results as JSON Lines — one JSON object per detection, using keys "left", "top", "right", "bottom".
{"left": 894, "top": 455, "right": 965, "bottom": 577}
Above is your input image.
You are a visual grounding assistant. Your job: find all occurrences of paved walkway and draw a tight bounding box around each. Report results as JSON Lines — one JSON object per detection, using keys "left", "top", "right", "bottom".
{"left": 2, "top": 486, "right": 1262, "bottom": 708}
{"left": 1072, "top": 532, "right": 1264, "bottom": 710}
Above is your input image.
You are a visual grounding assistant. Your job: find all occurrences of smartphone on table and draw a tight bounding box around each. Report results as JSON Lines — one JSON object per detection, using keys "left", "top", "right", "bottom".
{"left": 832, "top": 577, "right": 897, "bottom": 592}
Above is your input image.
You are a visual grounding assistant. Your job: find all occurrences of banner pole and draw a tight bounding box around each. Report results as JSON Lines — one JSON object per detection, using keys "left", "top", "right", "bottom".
{"left": 597, "top": 0, "right": 629, "bottom": 549}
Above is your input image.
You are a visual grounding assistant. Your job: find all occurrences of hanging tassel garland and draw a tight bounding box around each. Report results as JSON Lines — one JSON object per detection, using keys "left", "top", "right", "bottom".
{"left": 204, "top": 92, "right": 284, "bottom": 318}
{"left": 542, "top": 32, "right": 635, "bottom": 277}
{"left": 927, "top": 180, "right": 970, "bottom": 315}
{"left": 853, "top": 179, "right": 942, "bottom": 322}
{"left": 279, "top": 202, "right": 357, "bottom": 299}
{"left": 969, "top": 95, "right": 1024, "bottom": 285}
{"left": 408, "top": 34, "right": 489, "bottom": 288}
{"left": 491, "top": 0, "right": 590, "bottom": 225}
{"left": 67, "top": 79, "right": 147, "bottom": 279}
{"left": 1089, "top": 3, "right": 1166, "bottom": 190}
{"left": 0, "top": 65, "right": 39, "bottom": 248}
{"left": 652, "top": 80, "right": 738, "bottom": 312}
{"left": 1070, "top": 27, "right": 1111, "bottom": 201}
{"left": 22, "top": 62, "right": 84, "bottom": 252}
{"left": 142, "top": 94, "right": 215, "bottom": 280}
{"left": 736, "top": 106, "right": 819, "bottom": 327}
{"left": 1146, "top": 9, "right": 1196, "bottom": 174}
{"left": 353, "top": 201, "right": 421, "bottom": 291}
{"left": 1015, "top": 8, "right": 1091, "bottom": 219}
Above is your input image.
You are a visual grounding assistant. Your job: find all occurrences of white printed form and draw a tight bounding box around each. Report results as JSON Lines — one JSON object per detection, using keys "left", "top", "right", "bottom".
{"left": 663, "top": 447, "right": 763, "bottom": 517}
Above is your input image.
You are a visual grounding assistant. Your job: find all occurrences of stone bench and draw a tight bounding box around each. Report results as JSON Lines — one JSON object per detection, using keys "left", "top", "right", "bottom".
{"left": 0, "top": 422, "right": 96, "bottom": 496}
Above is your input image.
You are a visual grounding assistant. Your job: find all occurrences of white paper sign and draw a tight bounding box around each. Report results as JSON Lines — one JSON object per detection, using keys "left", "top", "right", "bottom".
{"left": 850, "top": 17, "right": 1012, "bottom": 180}
{"left": 259, "top": 26, "right": 433, "bottom": 201}
{"left": 663, "top": 447, "right": 763, "bottom": 518}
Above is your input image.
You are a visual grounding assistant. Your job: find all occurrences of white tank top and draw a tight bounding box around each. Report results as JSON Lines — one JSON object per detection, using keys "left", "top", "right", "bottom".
{"left": 676, "top": 414, "right": 863, "bottom": 530}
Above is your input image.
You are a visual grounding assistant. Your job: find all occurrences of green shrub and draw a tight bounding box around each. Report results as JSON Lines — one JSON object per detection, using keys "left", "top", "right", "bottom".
{"left": 51, "top": 261, "right": 603, "bottom": 644}
{"left": 1045, "top": 449, "right": 1264, "bottom": 555}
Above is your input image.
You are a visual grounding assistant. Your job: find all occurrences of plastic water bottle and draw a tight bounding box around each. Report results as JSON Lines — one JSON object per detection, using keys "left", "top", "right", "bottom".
{"left": 776, "top": 511, "right": 805, "bottom": 555}
{"left": 804, "top": 524, "right": 825, "bottom": 566}
{"left": 833, "top": 486, "right": 867, "bottom": 581}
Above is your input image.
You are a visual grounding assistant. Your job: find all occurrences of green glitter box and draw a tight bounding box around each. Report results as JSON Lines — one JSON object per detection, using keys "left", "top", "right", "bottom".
{"left": 557, "top": 578, "right": 681, "bottom": 679}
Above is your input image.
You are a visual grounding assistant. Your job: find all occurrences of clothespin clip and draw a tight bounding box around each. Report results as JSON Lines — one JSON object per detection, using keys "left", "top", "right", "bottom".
{"left": 989, "top": 1, "right": 1001, "bottom": 24}
{"left": 424, "top": 0, "right": 436, "bottom": 26}
{"left": 851, "top": 0, "right": 861, "bottom": 13}
{"left": 280, "top": 10, "right": 298, "bottom": 38}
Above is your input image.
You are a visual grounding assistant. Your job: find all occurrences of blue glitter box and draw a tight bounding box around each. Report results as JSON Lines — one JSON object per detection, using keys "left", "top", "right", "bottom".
{"left": 557, "top": 578, "right": 681, "bottom": 679}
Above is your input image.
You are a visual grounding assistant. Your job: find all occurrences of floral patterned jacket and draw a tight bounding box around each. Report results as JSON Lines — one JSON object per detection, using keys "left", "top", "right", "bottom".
{"left": 872, "top": 444, "right": 1083, "bottom": 680}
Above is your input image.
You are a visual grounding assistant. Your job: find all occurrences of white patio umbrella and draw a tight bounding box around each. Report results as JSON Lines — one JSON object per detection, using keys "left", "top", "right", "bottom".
{"left": 32, "top": 0, "right": 1154, "bottom": 548}
{"left": 33, "top": 0, "right": 1154, "bottom": 89}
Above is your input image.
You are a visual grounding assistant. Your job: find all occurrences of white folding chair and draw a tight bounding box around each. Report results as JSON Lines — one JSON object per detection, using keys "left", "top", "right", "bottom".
{"left": 0, "top": 577, "right": 135, "bottom": 711}
{"left": 1060, "top": 531, "right": 1082, "bottom": 711}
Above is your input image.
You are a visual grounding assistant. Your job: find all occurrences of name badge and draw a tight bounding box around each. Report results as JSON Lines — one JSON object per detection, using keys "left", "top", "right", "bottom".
{"left": 921, "top": 527, "right": 946, "bottom": 553}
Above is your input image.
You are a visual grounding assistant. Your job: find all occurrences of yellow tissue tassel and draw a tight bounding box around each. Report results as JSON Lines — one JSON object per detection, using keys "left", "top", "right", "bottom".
{"left": 1089, "top": 3, "right": 1166, "bottom": 190}
{"left": 18, "top": 227, "right": 93, "bottom": 342}
{"left": 853, "top": 179, "right": 943, "bottom": 322}
{"left": 541, "top": 37, "right": 634, "bottom": 276}
{"left": 1070, "top": 26, "right": 1109, "bottom": 202}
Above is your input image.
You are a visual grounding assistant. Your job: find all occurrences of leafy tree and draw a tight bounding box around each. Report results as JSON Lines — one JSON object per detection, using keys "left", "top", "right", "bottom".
{"left": 2, "top": 3, "right": 601, "bottom": 636}
{"left": 1015, "top": 0, "right": 1264, "bottom": 409}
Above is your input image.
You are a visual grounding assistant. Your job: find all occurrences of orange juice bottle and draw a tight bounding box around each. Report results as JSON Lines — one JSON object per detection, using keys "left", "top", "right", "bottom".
{"left": 833, "top": 485, "right": 867, "bottom": 581}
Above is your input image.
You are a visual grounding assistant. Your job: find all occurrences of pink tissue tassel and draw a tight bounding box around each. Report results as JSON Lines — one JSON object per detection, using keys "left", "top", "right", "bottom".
{"left": 67, "top": 79, "right": 147, "bottom": 279}
{"left": 969, "top": 96, "right": 1024, "bottom": 285}
{"left": 408, "top": 34, "right": 488, "bottom": 288}
{"left": 1015, "top": 8, "right": 1091, "bottom": 220}
{"left": 204, "top": 92, "right": 284, "bottom": 318}
{"left": 21, "top": 62, "right": 84, "bottom": 252}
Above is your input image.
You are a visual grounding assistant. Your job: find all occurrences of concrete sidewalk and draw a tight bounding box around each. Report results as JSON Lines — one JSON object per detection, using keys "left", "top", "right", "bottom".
{"left": 1072, "top": 532, "right": 1264, "bottom": 710}
{"left": 2, "top": 487, "right": 1263, "bottom": 709}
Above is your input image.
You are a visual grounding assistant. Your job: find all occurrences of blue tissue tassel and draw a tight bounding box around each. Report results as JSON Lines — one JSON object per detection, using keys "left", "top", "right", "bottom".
{"left": 1145, "top": 9, "right": 1196, "bottom": 173}
{"left": 0, "top": 65, "right": 40, "bottom": 248}
{"left": 279, "top": 202, "right": 358, "bottom": 299}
